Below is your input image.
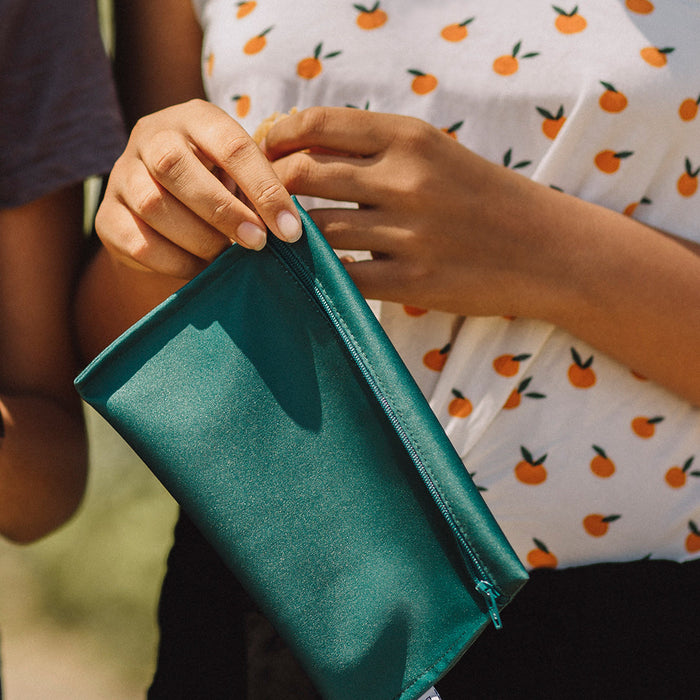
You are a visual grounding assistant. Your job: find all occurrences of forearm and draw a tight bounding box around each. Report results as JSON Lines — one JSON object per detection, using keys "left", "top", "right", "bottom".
{"left": 0, "top": 394, "right": 87, "bottom": 543}
{"left": 507, "top": 177, "right": 700, "bottom": 405}
{"left": 114, "top": 0, "right": 205, "bottom": 126}
{"left": 265, "top": 109, "right": 700, "bottom": 405}
{"left": 75, "top": 247, "right": 184, "bottom": 362}
{"left": 0, "top": 186, "right": 90, "bottom": 542}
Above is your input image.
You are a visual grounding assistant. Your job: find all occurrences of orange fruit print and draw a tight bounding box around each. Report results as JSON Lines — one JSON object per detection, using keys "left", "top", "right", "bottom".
{"left": 423, "top": 343, "right": 451, "bottom": 371}
{"left": 440, "top": 18, "right": 474, "bottom": 43}
{"left": 448, "top": 389, "right": 473, "bottom": 418}
{"left": 232, "top": 94, "right": 250, "bottom": 118}
{"left": 408, "top": 70, "right": 438, "bottom": 95}
{"left": 590, "top": 445, "right": 615, "bottom": 478}
{"left": 503, "top": 376, "right": 545, "bottom": 409}
{"left": 626, "top": 0, "right": 654, "bottom": 14}
{"left": 493, "top": 353, "right": 531, "bottom": 377}
{"left": 679, "top": 95, "right": 700, "bottom": 121}
{"left": 686, "top": 521, "right": 700, "bottom": 553}
{"left": 631, "top": 415, "right": 664, "bottom": 438}
{"left": 568, "top": 347, "right": 596, "bottom": 388}
{"left": 514, "top": 446, "right": 548, "bottom": 485}
{"left": 236, "top": 1, "right": 256, "bottom": 18}
{"left": 354, "top": 2, "right": 388, "bottom": 30}
{"left": 623, "top": 196, "right": 651, "bottom": 217}
{"left": 297, "top": 43, "right": 342, "bottom": 80}
{"left": 583, "top": 513, "right": 621, "bottom": 537}
{"left": 527, "top": 539, "right": 558, "bottom": 569}
{"left": 595, "top": 149, "right": 633, "bottom": 174}
{"left": 402, "top": 304, "right": 428, "bottom": 317}
{"left": 553, "top": 6, "right": 587, "bottom": 34}
{"left": 493, "top": 41, "right": 539, "bottom": 76}
{"left": 598, "top": 81, "right": 628, "bottom": 113}
{"left": 536, "top": 106, "right": 566, "bottom": 140}
{"left": 205, "top": 52, "right": 215, "bottom": 77}
{"left": 664, "top": 457, "right": 698, "bottom": 488}
{"left": 243, "top": 26, "right": 273, "bottom": 55}
{"left": 677, "top": 158, "right": 700, "bottom": 197}
{"left": 441, "top": 121, "right": 464, "bottom": 139}
{"left": 640, "top": 46, "right": 674, "bottom": 67}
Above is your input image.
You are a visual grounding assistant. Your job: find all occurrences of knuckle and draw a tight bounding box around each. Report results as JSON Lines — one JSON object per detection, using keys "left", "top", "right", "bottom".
{"left": 397, "top": 117, "right": 435, "bottom": 153}
{"left": 185, "top": 97, "right": 208, "bottom": 112}
{"left": 252, "top": 177, "right": 289, "bottom": 208}
{"left": 93, "top": 204, "right": 111, "bottom": 243}
{"left": 279, "top": 154, "right": 311, "bottom": 192}
{"left": 216, "top": 133, "right": 257, "bottom": 169}
{"left": 130, "top": 115, "right": 151, "bottom": 141}
{"left": 134, "top": 184, "right": 166, "bottom": 219}
{"left": 298, "top": 106, "right": 329, "bottom": 139}
{"left": 208, "top": 195, "right": 238, "bottom": 229}
{"left": 126, "top": 236, "right": 153, "bottom": 267}
{"left": 394, "top": 168, "right": 430, "bottom": 199}
{"left": 149, "top": 137, "right": 188, "bottom": 180}
{"left": 404, "top": 259, "right": 432, "bottom": 288}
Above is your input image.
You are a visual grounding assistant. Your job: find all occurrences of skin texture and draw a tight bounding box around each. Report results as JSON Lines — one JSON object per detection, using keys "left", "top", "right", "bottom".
{"left": 77, "top": 0, "right": 700, "bottom": 409}
{"left": 1, "top": 186, "right": 88, "bottom": 542}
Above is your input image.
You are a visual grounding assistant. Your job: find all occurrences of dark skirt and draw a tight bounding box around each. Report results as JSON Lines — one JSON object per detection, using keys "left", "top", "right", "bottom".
{"left": 149, "top": 510, "right": 700, "bottom": 699}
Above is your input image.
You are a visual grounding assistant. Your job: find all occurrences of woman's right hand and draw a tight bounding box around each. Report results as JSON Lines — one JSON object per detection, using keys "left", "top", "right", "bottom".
{"left": 95, "top": 99, "right": 302, "bottom": 280}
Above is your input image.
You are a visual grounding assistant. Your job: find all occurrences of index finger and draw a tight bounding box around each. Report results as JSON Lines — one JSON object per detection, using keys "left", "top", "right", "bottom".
{"left": 143, "top": 101, "right": 302, "bottom": 245}
{"left": 263, "top": 107, "right": 393, "bottom": 161}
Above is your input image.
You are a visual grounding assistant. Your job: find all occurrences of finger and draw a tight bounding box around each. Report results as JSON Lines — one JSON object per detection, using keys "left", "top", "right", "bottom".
{"left": 264, "top": 106, "right": 393, "bottom": 161}
{"left": 95, "top": 202, "right": 209, "bottom": 280}
{"left": 119, "top": 161, "right": 233, "bottom": 260}
{"left": 138, "top": 129, "right": 273, "bottom": 250}
{"left": 273, "top": 152, "right": 380, "bottom": 205}
{"left": 340, "top": 257, "right": 405, "bottom": 302}
{"left": 308, "top": 208, "right": 398, "bottom": 254}
{"left": 183, "top": 104, "right": 302, "bottom": 243}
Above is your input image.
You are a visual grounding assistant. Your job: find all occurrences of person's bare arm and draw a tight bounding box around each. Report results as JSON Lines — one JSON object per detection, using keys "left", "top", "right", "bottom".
{"left": 0, "top": 186, "right": 88, "bottom": 542}
{"left": 114, "top": 0, "right": 207, "bottom": 128}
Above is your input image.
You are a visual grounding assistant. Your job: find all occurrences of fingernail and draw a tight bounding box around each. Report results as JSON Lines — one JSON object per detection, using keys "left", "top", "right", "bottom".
{"left": 237, "top": 221, "right": 267, "bottom": 250}
{"left": 276, "top": 210, "right": 302, "bottom": 243}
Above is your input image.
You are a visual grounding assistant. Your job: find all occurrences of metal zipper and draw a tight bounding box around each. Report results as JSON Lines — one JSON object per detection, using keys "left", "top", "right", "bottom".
{"left": 268, "top": 237, "right": 503, "bottom": 630}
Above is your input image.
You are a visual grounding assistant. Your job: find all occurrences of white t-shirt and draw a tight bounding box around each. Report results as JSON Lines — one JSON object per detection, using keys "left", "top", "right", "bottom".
{"left": 192, "top": 0, "right": 700, "bottom": 569}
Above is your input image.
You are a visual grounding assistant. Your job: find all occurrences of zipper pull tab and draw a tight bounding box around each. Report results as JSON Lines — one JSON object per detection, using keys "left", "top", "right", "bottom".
{"left": 475, "top": 580, "right": 503, "bottom": 630}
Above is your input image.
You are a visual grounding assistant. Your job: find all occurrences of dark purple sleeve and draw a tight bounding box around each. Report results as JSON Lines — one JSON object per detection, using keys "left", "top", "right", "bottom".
{"left": 0, "top": 0, "right": 127, "bottom": 207}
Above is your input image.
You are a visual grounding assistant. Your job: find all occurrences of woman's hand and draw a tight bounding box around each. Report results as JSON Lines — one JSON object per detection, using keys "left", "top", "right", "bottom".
{"left": 95, "top": 99, "right": 302, "bottom": 280}
{"left": 265, "top": 107, "right": 700, "bottom": 404}
{"left": 264, "top": 107, "right": 559, "bottom": 320}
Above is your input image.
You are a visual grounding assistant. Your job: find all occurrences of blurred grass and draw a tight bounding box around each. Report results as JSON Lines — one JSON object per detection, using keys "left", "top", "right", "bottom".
{"left": 0, "top": 408, "right": 178, "bottom": 697}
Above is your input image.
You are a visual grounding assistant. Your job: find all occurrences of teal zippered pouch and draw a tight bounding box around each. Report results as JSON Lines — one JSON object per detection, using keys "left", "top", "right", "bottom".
{"left": 75, "top": 200, "right": 527, "bottom": 700}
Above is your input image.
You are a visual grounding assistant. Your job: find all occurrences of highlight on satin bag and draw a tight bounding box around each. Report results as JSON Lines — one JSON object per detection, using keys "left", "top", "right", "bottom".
{"left": 75, "top": 200, "right": 528, "bottom": 700}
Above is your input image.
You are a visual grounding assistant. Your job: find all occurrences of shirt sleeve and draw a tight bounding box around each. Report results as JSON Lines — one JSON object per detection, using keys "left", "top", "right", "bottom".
{"left": 0, "top": 0, "right": 127, "bottom": 207}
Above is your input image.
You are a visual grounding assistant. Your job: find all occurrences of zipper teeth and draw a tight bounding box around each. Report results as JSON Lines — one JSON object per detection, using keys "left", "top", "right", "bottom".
{"left": 269, "top": 239, "right": 500, "bottom": 596}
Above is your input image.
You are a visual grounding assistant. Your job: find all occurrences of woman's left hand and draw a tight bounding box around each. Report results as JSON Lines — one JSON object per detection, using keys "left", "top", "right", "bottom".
{"left": 264, "top": 106, "right": 558, "bottom": 320}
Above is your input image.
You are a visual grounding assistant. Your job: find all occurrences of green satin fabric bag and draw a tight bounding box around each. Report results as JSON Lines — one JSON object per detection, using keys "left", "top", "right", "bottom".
{"left": 75, "top": 201, "right": 527, "bottom": 700}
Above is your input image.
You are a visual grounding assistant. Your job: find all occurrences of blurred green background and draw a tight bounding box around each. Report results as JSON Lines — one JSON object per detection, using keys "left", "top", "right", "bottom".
{"left": 0, "top": 410, "right": 178, "bottom": 699}
{"left": 0, "top": 2, "right": 180, "bottom": 696}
